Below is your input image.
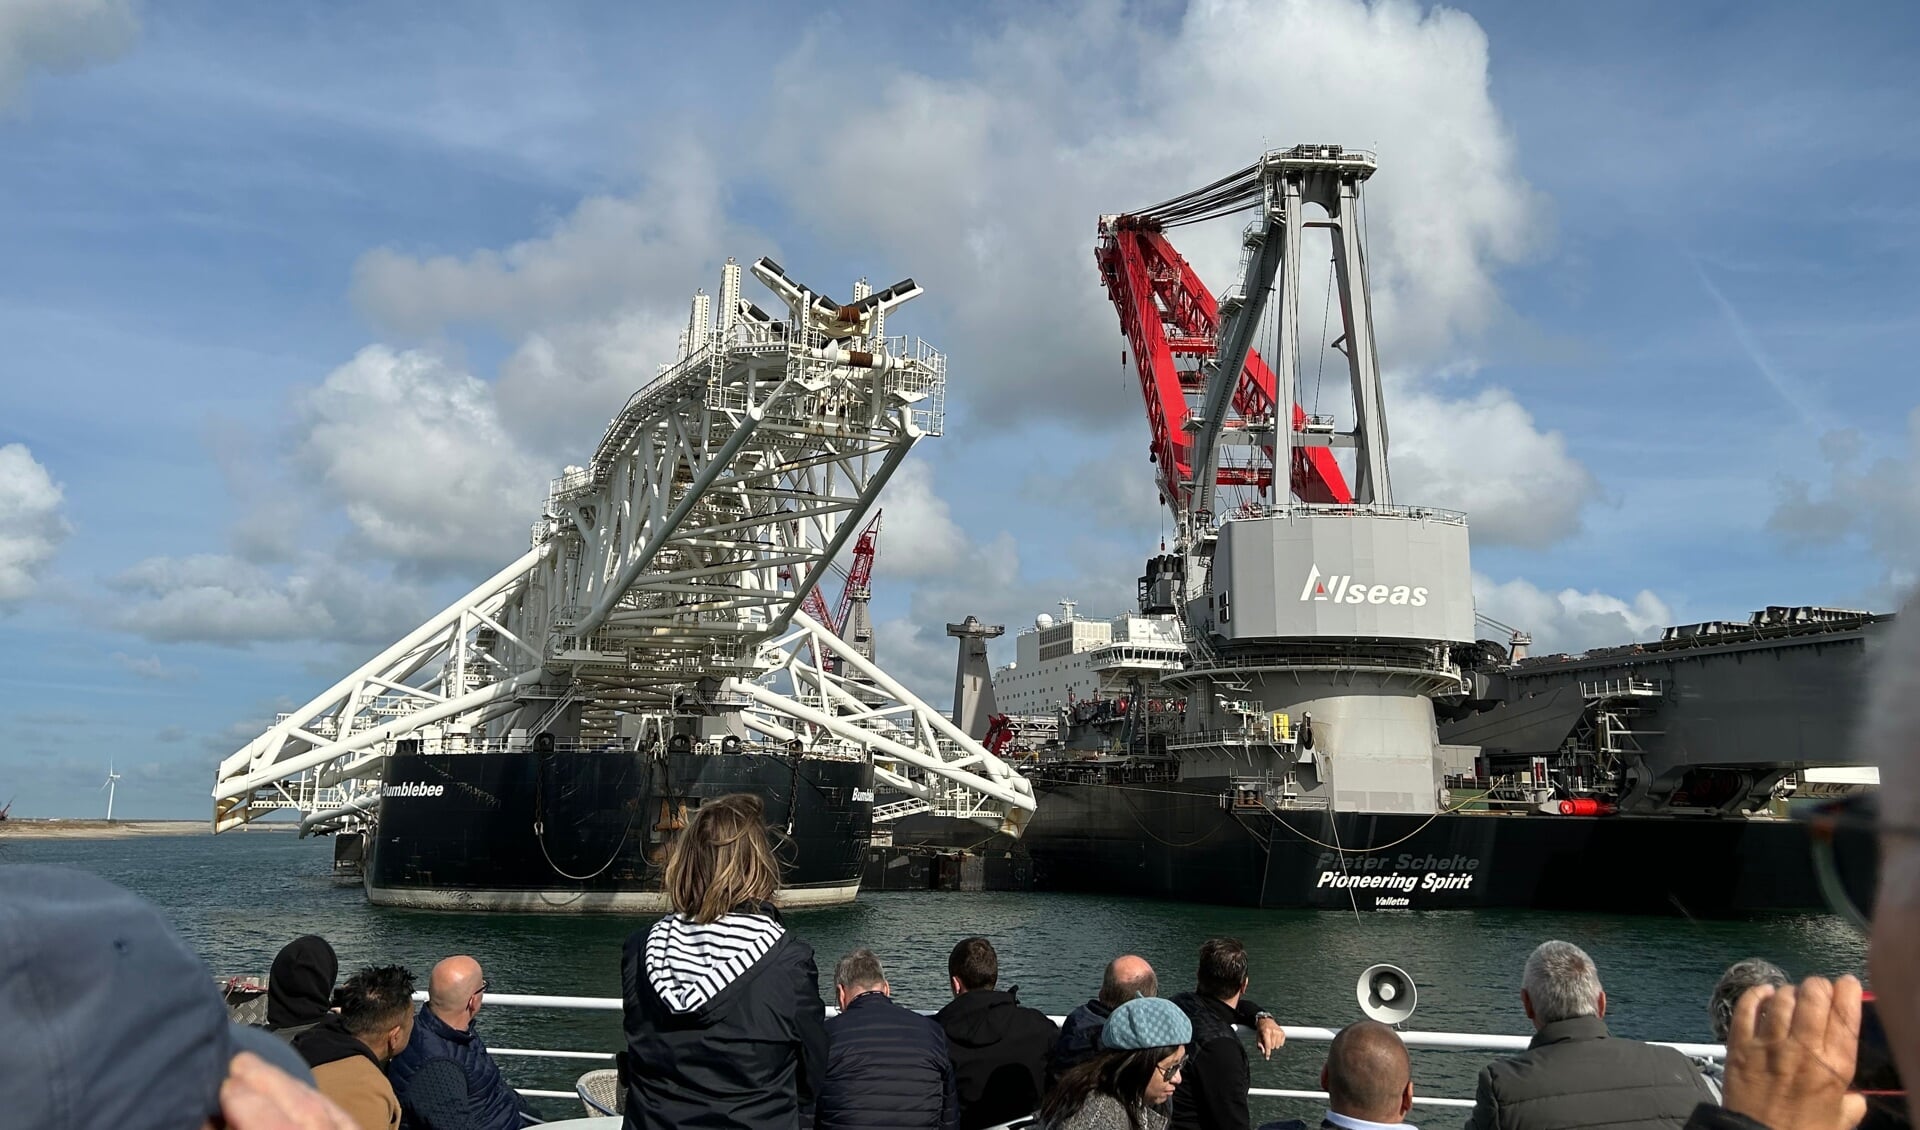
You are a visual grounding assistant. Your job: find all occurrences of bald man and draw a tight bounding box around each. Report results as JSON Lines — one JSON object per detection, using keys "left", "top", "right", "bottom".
{"left": 1048, "top": 954, "right": 1285, "bottom": 1089}
{"left": 1266, "top": 1020, "right": 1415, "bottom": 1130}
{"left": 387, "top": 956, "right": 532, "bottom": 1130}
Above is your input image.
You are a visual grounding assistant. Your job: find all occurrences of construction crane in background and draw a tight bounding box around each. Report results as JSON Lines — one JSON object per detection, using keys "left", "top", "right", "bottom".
{"left": 791, "top": 510, "right": 881, "bottom": 672}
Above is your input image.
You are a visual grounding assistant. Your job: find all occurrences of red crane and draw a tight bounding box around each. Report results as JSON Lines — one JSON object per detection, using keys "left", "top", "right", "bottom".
{"left": 1095, "top": 219, "right": 1351, "bottom": 512}
{"left": 788, "top": 511, "right": 883, "bottom": 668}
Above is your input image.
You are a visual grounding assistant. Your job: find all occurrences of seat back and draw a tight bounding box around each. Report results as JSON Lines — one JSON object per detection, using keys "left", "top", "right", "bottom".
{"left": 574, "top": 1068, "right": 622, "bottom": 1116}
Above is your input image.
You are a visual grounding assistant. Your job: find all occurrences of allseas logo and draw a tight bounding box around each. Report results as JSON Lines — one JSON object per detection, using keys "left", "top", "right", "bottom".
{"left": 1299, "top": 564, "right": 1427, "bottom": 607}
{"left": 383, "top": 782, "right": 445, "bottom": 798}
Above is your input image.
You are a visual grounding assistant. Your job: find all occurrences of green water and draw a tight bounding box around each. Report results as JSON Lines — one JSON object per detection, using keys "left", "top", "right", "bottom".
{"left": 4, "top": 832, "right": 1869, "bottom": 1122}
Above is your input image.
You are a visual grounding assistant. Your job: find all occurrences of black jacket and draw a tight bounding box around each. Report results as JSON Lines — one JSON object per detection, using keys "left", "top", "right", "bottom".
{"left": 818, "top": 990, "right": 957, "bottom": 1130}
{"left": 292, "top": 1013, "right": 379, "bottom": 1071}
{"left": 1168, "top": 992, "right": 1248, "bottom": 1130}
{"left": 933, "top": 988, "right": 1060, "bottom": 1130}
{"left": 1464, "top": 1015, "right": 1715, "bottom": 1130}
{"left": 620, "top": 905, "right": 829, "bottom": 1130}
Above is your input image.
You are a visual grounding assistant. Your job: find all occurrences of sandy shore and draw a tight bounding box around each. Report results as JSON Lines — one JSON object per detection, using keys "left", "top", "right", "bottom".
{"left": 0, "top": 819, "right": 218, "bottom": 840}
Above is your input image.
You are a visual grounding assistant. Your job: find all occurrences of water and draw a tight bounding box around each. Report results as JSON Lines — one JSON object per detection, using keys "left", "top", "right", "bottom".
{"left": 5, "top": 832, "right": 1870, "bottom": 1122}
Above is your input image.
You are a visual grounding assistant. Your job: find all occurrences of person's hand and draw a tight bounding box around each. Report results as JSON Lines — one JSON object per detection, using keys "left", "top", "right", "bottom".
{"left": 1720, "top": 975, "right": 1866, "bottom": 1130}
{"left": 1254, "top": 1015, "right": 1286, "bottom": 1059}
{"left": 218, "top": 1052, "right": 359, "bottom": 1130}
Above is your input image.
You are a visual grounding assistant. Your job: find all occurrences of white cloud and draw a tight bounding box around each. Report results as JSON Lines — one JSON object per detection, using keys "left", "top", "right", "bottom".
{"left": 494, "top": 312, "right": 683, "bottom": 457}
{"left": 874, "top": 462, "right": 973, "bottom": 579}
{"left": 1387, "top": 379, "right": 1597, "bottom": 546}
{"left": 1770, "top": 413, "right": 1920, "bottom": 593}
{"left": 108, "top": 553, "right": 433, "bottom": 647}
{"left": 0, "top": 0, "right": 135, "bottom": 111}
{"left": 761, "top": 0, "right": 1547, "bottom": 426}
{"left": 294, "top": 346, "right": 549, "bottom": 571}
{"left": 0, "top": 442, "right": 72, "bottom": 602}
{"left": 1473, "top": 573, "right": 1672, "bottom": 656}
{"left": 350, "top": 142, "right": 750, "bottom": 339}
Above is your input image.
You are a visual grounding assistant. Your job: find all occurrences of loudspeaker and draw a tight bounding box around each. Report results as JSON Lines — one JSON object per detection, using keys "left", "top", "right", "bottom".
{"left": 1357, "top": 964, "right": 1417, "bottom": 1025}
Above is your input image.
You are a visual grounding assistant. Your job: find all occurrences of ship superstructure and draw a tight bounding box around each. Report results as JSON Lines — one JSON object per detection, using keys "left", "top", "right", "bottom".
{"left": 921, "top": 145, "right": 1890, "bottom": 914}
{"left": 210, "top": 258, "right": 1034, "bottom": 910}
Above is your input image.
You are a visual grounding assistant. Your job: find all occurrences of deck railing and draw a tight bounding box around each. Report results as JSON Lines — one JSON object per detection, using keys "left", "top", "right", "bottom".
{"left": 450, "top": 991, "right": 1725, "bottom": 1110}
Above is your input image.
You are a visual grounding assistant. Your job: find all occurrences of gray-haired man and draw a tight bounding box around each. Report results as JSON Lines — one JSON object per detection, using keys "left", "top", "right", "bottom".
{"left": 1464, "top": 940, "right": 1714, "bottom": 1130}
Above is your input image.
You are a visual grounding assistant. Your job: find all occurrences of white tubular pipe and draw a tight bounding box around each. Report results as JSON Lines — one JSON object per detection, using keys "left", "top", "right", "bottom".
{"left": 217, "top": 546, "right": 545, "bottom": 780}
{"left": 214, "top": 671, "right": 541, "bottom": 804}
{"left": 792, "top": 610, "right": 1031, "bottom": 796}
{"left": 298, "top": 794, "right": 378, "bottom": 835}
{"left": 735, "top": 681, "right": 1035, "bottom": 813}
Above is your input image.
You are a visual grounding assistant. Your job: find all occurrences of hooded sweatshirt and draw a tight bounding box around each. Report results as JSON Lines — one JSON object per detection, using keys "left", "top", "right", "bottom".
{"left": 293, "top": 1014, "right": 400, "bottom": 1130}
{"left": 266, "top": 935, "right": 338, "bottom": 1039}
{"left": 620, "top": 903, "right": 829, "bottom": 1130}
{"left": 933, "top": 987, "right": 1060, "bottom": 1130}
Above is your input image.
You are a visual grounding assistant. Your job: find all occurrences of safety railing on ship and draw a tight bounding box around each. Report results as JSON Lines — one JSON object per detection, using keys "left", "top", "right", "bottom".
{"left": 445, "top": 992, "right": 1726, "bottom": 1109}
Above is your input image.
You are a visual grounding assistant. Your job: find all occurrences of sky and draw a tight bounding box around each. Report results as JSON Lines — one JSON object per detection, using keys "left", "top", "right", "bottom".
{"left": 2, "top": 0, "right": 1917, "bottom": 819}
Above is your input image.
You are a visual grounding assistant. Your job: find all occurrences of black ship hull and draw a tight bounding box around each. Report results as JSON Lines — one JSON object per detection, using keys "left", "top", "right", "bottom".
{"left": 367, "top": 748, "right": 872, "bottom": 912}
{"left": 895, "top": 774, "right": 1869, "bottom": 916}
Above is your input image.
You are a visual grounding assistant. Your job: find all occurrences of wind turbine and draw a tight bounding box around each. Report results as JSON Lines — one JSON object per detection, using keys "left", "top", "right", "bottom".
{"left": 101, "top": 761, "right": 122, "bottom": 822}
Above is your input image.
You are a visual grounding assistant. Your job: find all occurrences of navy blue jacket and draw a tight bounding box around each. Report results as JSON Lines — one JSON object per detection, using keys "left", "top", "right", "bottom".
{"left": 818, "top": 991, "right": 957, "bottom": 1130}
{"left": 1047, "top": 999, "right": 1113, "bottom": 1090}
{"left": 388, "top": 1005, "right": 526, "bottom": 1130}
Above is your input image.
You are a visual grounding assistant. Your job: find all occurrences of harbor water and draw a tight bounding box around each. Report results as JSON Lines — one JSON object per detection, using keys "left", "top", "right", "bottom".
{"left": 5, "top": 832, "right": 1869, "bottom": 1122}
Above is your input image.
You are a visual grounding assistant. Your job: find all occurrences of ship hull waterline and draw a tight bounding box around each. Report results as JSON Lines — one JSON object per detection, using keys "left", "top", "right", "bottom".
{"left": 365, "top": 748, "right": 873, "bottom": 913}
{"left": 889, "top": 775, "right": 1865, "bottom": 917}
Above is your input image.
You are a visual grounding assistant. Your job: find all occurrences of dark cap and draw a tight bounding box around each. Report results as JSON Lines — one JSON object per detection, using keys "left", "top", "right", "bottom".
{"left": 0, "top": 864, "right": 314, "bottom": 1130}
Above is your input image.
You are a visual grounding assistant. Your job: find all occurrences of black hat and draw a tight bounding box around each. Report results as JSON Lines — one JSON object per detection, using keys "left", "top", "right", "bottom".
{"left": 0, "top": 864, "right": 314, "bottom": 1129}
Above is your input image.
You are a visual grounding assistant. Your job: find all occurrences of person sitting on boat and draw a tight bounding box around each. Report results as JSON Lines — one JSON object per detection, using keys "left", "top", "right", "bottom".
{"left": 294, "top": 965, "right": 418, "bottom": 1130}
{"left": 1691, "top": 959, "right": 1790, "bottom": 1102}
{"left": 1039, "top": 995, "right": 1191, "bottom": 1130}
{"left": 619, "top": 793, "right": 828, "bottom": 1130}
{"left": 1052, "top": 955, "right": 1285, "bottom": 1091}
{"left": 1261, "top": 1020, "right": 1415, "bottom": 1130}
{"left": 264, "top": 935, "right": 340, "bottom": 1043}
{"left": 1684, "top": 597, "right": 1917, "bottom": 1130}
{"left": 1463, "top": 940, "right": 1712, "bottom": 1130}
{"left": 0, "top": 864, "right": 357, "bottom": 1130}
{"left": 935, "top": 935, "right": 1061, "bottom": 1130}
{"left": 1170, "top": 938, "right": 1285, "bottom": 1130}
{"left": 388, "top": 956, "right": 537, "bottom": 1130}
{"left": 816, "top": 947, "right": 957, "bottom": 1130}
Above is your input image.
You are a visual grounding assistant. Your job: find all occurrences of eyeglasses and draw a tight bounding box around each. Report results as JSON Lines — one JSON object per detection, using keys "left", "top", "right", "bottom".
{"left": 1157, "top": 1058, "right": 1186, "bottom": 1082}
{"left": 1797, "top": 792, "right": 1891, "bottom": 931}
{"left": 474, "top": 979, "right": 491, "bottom": 997}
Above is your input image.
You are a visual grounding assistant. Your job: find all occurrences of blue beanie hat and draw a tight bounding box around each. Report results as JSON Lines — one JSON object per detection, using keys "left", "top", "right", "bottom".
{"left": 1101, "top": 996, "right": 1193, "bottom": 1050}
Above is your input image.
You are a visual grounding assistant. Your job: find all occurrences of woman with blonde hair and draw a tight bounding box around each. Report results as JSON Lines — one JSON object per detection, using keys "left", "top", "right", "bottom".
{"left": 620, "top": 794, "right": 828, "bottom": 1129}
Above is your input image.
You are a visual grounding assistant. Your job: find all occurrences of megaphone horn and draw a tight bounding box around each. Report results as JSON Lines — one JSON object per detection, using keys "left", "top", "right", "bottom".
{"left": 1357, "top": 963, "right": 1418, "bottom": 1026}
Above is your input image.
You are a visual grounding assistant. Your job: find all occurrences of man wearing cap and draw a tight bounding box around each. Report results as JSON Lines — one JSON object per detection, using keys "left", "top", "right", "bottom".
{"left": 294, "top": 965, "right": 417, "bottom": 1130}
{"left": 1052, "top": 954, "right": 1285, "bottom": 1090}
{"left": 0, "top": 863, "right": 357, "bottom": 1130}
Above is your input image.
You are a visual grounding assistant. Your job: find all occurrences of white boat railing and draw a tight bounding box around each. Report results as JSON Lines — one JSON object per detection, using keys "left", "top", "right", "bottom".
{"left": 440, "top": 992, "right": 1727, "bottom": 1109}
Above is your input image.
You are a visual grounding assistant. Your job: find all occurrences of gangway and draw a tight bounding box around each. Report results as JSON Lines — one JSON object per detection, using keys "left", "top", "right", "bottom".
{"left": 212, "top": 257, "right": 1034, "bottom": 835}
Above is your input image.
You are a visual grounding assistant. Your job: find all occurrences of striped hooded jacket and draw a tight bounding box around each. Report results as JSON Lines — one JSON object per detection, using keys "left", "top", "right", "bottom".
{"left": 620, "top": 902, "right": 829, "bottom": 1130}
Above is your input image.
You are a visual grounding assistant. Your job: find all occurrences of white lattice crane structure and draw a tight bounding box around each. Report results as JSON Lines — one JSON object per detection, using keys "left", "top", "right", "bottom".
{"left": 212, "top": 258, "right": 1035, "bottom": 836}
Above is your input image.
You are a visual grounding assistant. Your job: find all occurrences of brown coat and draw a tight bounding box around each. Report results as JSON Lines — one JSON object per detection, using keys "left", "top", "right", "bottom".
{"left": 311, "top": 1055, "right": 401, "bottom": 1130}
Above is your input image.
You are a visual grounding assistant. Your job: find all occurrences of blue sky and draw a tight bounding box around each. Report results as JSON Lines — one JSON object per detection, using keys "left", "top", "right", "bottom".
{"left": 2, "top": 0, "right": 1916, "bottom": 819}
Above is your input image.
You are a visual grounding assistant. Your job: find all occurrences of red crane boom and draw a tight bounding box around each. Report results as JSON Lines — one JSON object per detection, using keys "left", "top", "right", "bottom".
{"left": 1095, "top": 220, "right": 1351, "bottom": 512}
{"left": 834, "top": 512, "right": 882, "bottom": 635}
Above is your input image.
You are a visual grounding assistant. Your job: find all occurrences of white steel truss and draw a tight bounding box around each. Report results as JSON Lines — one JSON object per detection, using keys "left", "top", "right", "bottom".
{"left": 212, "top": 258, "right": 1035, "bottom": 835}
